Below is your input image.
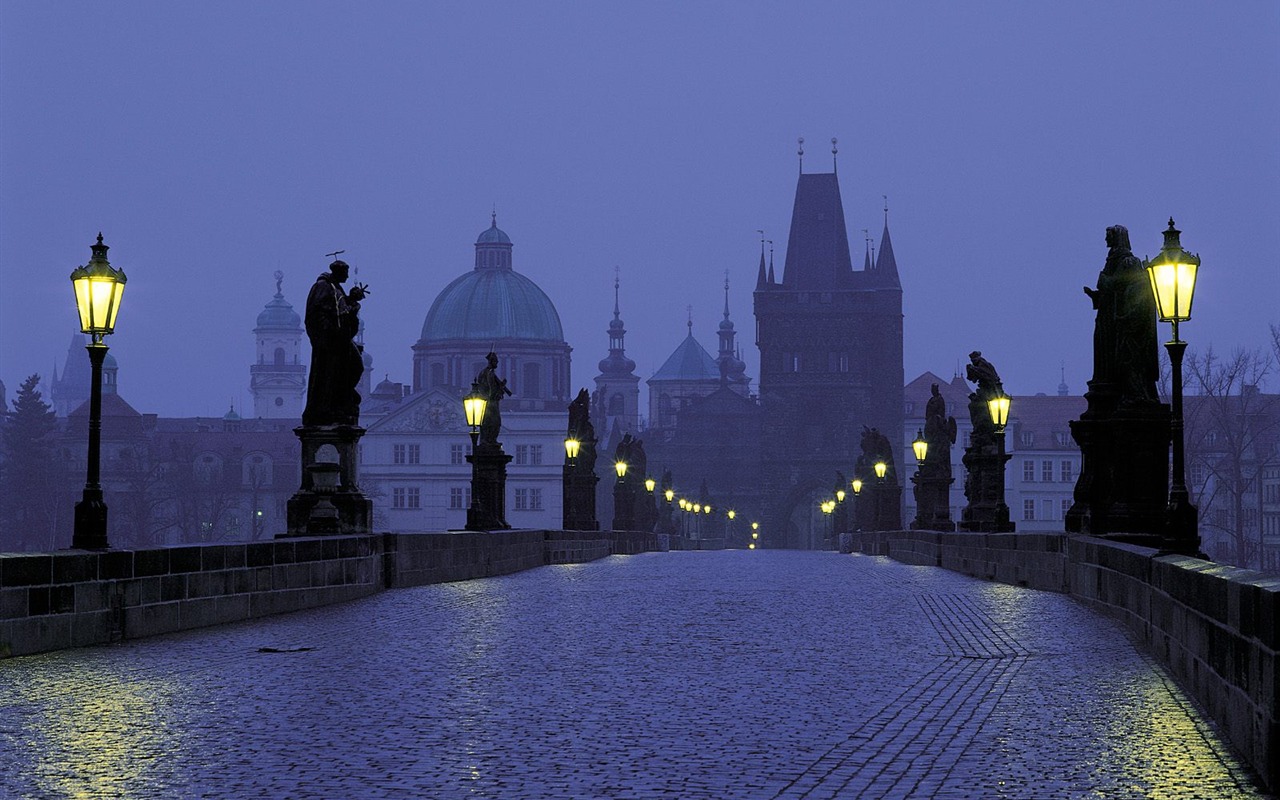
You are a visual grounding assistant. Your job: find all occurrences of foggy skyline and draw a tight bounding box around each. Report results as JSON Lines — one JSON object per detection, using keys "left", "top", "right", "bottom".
{"left": 2, "top": 3, "right": 1278, "bottom": 417}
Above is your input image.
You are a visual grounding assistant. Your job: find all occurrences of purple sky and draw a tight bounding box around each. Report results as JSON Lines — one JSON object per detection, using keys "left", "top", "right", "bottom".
{"left": 3, "top": 3, "right": 1278, "bottom": 417}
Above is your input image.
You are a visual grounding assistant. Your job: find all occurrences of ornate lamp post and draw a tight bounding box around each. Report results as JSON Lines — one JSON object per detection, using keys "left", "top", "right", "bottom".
{"left": 989, "top": 390, "right": 1012, "bottom": 530}
{"left": 1146, "top": 218, "right": 1200, "bottom": 554}
{"left": 612, "top": 458, "right": 634, "bottom": 531}
{"left": 463, "top": 380, "right": 512, "bottom": 530}
{"left": 464, "top": 383, "right": 487, "bottom": 447}
{"left": 850, "top": 478, "right": 863, "bottom": 533}
{"left": 912, "top": 430, "right": 928, "bottom": 467}
{"left": 69, "top": 234, "right": 127, "bottom": 550}
{"left": 564, "top": 437, "right": 580, "bottom": 461}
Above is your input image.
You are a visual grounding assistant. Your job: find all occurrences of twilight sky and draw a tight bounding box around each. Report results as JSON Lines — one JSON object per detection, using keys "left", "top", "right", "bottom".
{"left": 2, "top": 2, "right": 1278, "bottom": 418}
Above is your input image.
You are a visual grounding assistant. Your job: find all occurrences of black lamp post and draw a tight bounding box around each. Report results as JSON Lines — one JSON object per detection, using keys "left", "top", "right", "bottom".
{"left": 987, "top": 390, "right": 1012, "bottom": 529}
{"left": 612, "top": 458, "right": 634, "bottom": 531}
{"left": 70, "top": 234, "right": 127, "bottom": 550}
{"left": 1145, "top": 218, "right": 1200, "bottom": 554}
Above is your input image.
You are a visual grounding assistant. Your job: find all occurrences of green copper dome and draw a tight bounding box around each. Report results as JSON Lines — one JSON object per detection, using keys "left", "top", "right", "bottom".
{"left": 419, "top": 218, "right": 564, "bottom": 343}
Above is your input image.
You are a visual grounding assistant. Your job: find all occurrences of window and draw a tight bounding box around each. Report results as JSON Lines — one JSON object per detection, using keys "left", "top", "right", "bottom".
{"left": 529, "top": 444, "right": 542, "bottom": 465}
{"left": 1061, "top": 460, "right": 1073, "bottom": 483}
{"left": 407, "top": 444, "right": 421, "bottom": 465}
{"left": 449, "top": 487, "right": 470, "bottom": 509}
{"left": 828, "top": 352, "right": 849, "bottom": 373}
{"left": 1020, "top": 431, "right": 1035, "bottom": 447}
{"left": 393, "top": 487, "right": 406, "bottom": 508}
{"left": 514, "top": 487, "right": 544, "bottom": 511}
{"left": 1054, "top": 431, "right": 1070, "bottom": 446}
{"left": 1042, "top": 461, "right": 1053, "bottom": 482}
{"left": 1061, "top": 498, "right": 1072, "bottom": 518}
{"left": 516, "top": 445, "right": 528, "bottom": 465}
{"left": 430, "top": 362, "right": 445, "bottom": 387}
{"left": 791, "top": 354, "right": 801, "bottom": 372}
{"left": 1190, "top": 463, "right": 1206, "bottom": 488}
{"left": 451, "top": 444, "right": 466, "bottom": 465}
{"left": 1023, "top": 499, "right": 1036, "bottom": 521}
{"left": 407, "top": 487, "right": 420, "bottom": 509}
{"left": 1042, "top": 499, "right": 1054, "bottom": 520}
{"left": 393, "top": 444, "right": 406, "bottom": 465}
{"left": 274, "top": 347, "right": 286, "bottom": 365}
{"left": 1023, "top": 460, "right": 1035, "bottom": 482}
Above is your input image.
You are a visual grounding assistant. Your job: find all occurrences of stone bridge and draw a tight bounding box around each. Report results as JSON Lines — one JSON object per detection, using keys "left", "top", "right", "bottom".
{"left": 0, "top": 531, "right": 1275, "bottom": 798}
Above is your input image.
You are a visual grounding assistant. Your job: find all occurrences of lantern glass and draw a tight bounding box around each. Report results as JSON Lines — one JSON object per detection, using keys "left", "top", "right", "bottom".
{"left": 1145, "top": 219, "right": 1200, "bottom": 324}
{"left": 703, "top": 506, "right": 710, "bottom": 514}
{"left": 912, "top": 430, "right": 928, "bottom": 464}
{"left": 836, "top": 489, "right": 845, "bottom": 502}
{"left": 748, "top": 543, "right": 756, "bottom": 549}
{"left": 751, "top": 531, "right": 758, "bottom": 539}
{"left": 874, "top": 461, "right": 887, "bottom": 480}
{"left": 988, "top": 394, "right": 1011, "bottom": 431}
{"left": 645, "top": 478, "right": 656, "bottom": 492}
{"left": 679, "top": 498, "right": 687, "bottom": 510}
{"left": 852, "top": 478, "right": 862, "bottom": 495}
{"left": 728, "top": 510, "right": 735, "bottom": 519}
{"left": 614, "top": 460, "right": 627, "bottom": 478}
{"left": 665, "top": 489, "right": 674, "bottom": 502}
{"left": 463, "top": 387, "right": 487, "bottom": 431}
{"left": 564, "top": 437, "right": 580, "bottom": 460}
{"left": 751, "top": 522, "right": 758, "bottom": 530}
{"left": 693, "top": 503, "right": 701, "bottom": 513}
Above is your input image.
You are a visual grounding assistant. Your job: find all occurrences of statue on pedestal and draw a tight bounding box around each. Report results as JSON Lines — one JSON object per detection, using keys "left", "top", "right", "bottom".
{"left": 302, "top": 260, "right": 368, "bottom": 427}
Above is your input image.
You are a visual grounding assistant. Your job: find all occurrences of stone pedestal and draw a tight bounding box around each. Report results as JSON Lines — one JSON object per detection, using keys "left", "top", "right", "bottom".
{"left": 612, "top": 480, "right": 635, "bottom": 531}
{"left": 1066, "top": 396, "right": 1170, "bottom": 543}
{"left": 875, "top": 481, "right": 904, "bottom": 532}
{"left": 467, "top": 443, "right": 512, "bottom": 531}
{"left": 285, "top": 425, "right": 371, "bottom": 537}
{"left": 959, "top": 445, "right": 1013, "bottom": 533}
{"left": 911, "top": 472, "right": 956, "bottom": 532}
{"left": 563, "top": 465, "right": 599, "bottom": 531}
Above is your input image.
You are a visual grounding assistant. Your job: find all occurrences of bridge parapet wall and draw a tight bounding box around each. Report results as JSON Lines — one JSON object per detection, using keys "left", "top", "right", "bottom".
{"left": 848, "top": 529, "right": 1278, "bottom": 791}
{"left": 1, "top": 529, "right": 663, "bottom": 659}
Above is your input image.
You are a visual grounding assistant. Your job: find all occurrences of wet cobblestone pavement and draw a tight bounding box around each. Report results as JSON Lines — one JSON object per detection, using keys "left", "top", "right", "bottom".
{"left": 0, "top": 551, "right": 1269, "bottom": 798}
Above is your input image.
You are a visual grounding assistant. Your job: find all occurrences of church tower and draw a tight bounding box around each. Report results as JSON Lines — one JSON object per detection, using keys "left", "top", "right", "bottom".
{"left": 754, "top": 149, "right": 904, "bottom": 548}
{"left": 716, "top": 273, "right": 751, "bottom": 396}
{"left": 250, "top": 271, "right": 306, "bottom": 419}
{"left": 593, "top": 270, "right": 640, "bottom": 435}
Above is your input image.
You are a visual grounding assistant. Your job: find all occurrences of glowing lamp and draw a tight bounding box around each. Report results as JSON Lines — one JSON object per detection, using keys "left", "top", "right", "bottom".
{"left": 988, "top": 393, "right": 1011, "bottom": 434}
{"left": 564, "top": 437, "right": 580, "bottom": 460}
{"left": 70, "top": 234, "right": 127, "bottom": 340}
{"left": 727, "top": 510, "right": 736, "bottom": 520}
{"left": 703, "top": 505, "right": 710, "bottom": 515}
{"left": 665, "top": 488, "right": 675, "bottom": 502}
{"left": 1145, "top": 218, "right": 1199, "bottom": 325}
{"left": 679, "top": 498, "right": 687, "bottom": 510}
{"left": 463, "top": 383, "right": 487, "bottom": 440}
{"left": 874, "top": 461, "right": 887, "bottom": 480}
{"left": 912, "top": 430, "right": 928, "bottom": 465}
{"left": 751, "top": 531, "right": 758, "bottom": 540}
{"left": 749, "top": 543, "right": 756, "bottom": 550}
{"left": 615, "top": 460, "right": 627, "bottom": 478}
{"left": 645, "top": 477, "right": 656, "bottom": 492}
{"left": 751, "top": 522, "right": 759, "bottom": 530}
{"left": 851, "top": 478, "right": 862, "bottom": 495}
{"left": 693, "top": 503, "right": 701, "bottom": 513}
{"left": 836, "top": 489, "right": 846, "bottom": 502}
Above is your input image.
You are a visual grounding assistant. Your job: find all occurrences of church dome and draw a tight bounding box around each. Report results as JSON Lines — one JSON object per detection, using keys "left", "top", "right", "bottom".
{"left": 256, "top": 292, "right": 301, "bottom": 330}
{"left": 419, "top": 218, "right": 564, "bottom": 343}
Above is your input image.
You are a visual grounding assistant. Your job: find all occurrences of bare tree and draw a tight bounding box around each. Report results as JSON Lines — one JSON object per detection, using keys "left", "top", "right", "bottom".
{"left": 1183, "top": 345, "right": 1280, "bottom": 569}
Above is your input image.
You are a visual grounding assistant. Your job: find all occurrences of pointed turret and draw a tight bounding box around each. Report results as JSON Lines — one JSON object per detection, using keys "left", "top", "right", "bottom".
{"left": 717, "top": 274, "right": 750, "bottom": 394}
{"left": 872, "top": 208, "right": 901, "bottom": 288}
{"left": 781, "top": 172, "right": 854, "bottom": 288}
{"left": 593, "top": 268, "right": 640, "bottom": 436}
{"left": 755, "top": 246, "right": 768, "bottom": 290}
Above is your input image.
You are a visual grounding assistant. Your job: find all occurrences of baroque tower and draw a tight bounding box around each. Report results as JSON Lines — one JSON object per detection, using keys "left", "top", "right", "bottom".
{"left": 753, "top": 156, "right": 904, "bottom": 548}
{"left": 250, "top": 270, "right": 306, "bottom": 419}
{"left": 593, "top": 270, "right": 640, "bottom": 436}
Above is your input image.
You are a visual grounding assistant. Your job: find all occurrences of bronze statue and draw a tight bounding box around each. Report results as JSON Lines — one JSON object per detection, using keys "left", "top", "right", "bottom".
{"left": 1084, "top": 225, "right": 1159, "bottom": 405}
{"left": 302, "top": 260, "right": 368, "bottom": 426}
{"left": 475, "top": 352, "right": 512, "bottom": 446}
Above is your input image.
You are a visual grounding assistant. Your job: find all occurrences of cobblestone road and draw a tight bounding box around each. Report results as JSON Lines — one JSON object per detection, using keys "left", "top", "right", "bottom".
{"left": 0, "top": 551, "right": 1269, "bottom": 799}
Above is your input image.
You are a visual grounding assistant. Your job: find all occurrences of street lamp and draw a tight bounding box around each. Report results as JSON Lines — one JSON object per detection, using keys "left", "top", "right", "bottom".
{"left": 463, "top": 383, "right": 487, "bottom": 447}
{"left": 645, "top": 477, "right": 656, "bottom": 493}
{"left": 665, "top": 488, "right": 675, "bottom": 503}
{"left": 564, "top": 437, "right": 580, "bottom": 461}
{"left": 70, "top": 234, "right": 127, "bottom": 549}
{"left": 990, "top": 389, "right": 1012, "bottom": 530}
{"left": 912, "top": 430, "right": 928, "bottom": 466}
{"left": 851, "top": 478, "right": 862, "bottom": 495}
{"left": 1146, "top": 217, "right": 1200, "bottom": 553}
{"left": 615, "top": 460, "right": 628, "bottom": 479}
{"left": 727, "top": 509, "right": 736, "bottom": 520}
{"left": 836, "top": 489, "right": 846, "bottom": 503}
{"left": 874, "top": 461, "right": 888, "bottom": 481}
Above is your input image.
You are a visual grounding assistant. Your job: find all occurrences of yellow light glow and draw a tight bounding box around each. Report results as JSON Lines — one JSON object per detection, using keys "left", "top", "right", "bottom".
{"left": 665, "top": 489, "right": 675, "bottom": 502}
{"left": 912, "top": 430, "right": 928, "bottom": 463}
{"left": 614, "top": 460, "right": 627, "bottom": 478}
{"left": 679, "top": 498, "right": 687, "bottom": 510}
{"left": 749, "top": 542, "right": 756, "bottom": 549}
{"left": 703, "top": 506, "right": 710, "bottom": 514}
{"left": 836, "top": 489, "right": 846, "bottom": 502}
{"left": 852, "top": 478, "right": 862, "bottom": 495}
{"left": 988, "top": 394, "right": 1011, "bottom": 431}
{"left": 727, "top": 510, "right": 736, "bottom": 519}
{"left": 751, "top": 531, "right": 758, "bottom": 539}
{"left": 1145, "top": 219, "right": 1200, "bottom": 324}
{"left": 751, "top": 522, "right": 758, "bottom": 530}
{"left": 693, "top": 503, "right": 701, "bottom": 513}
{"left": 564, "top": 437, "right": 580, "bottom": 460}
{"left": 71, "top": 272, "right": 126, "bottom": 337}
{"left": 874, "top": 461, "right": 887, "bottom": 480}
{"left": 463, "top": 388, "right": 487, "bottom": 430}
{"left": 645, "top": 478, "right": 656, "bottom": 492}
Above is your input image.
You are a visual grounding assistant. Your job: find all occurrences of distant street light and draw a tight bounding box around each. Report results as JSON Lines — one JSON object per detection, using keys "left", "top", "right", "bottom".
{"left": 912, "top": 430, "right": 928, "bottom": 466}
{"left": 645, "top": 477, "right": 656, "bottom": 492}
{"left": 70, "top": 234, "right": 128, "bottom": 550}
{"left": 615, "top": 460, "right": 628, "bottom": 479}
{"left": 1146, "top": 218, "right": 1201, "bottom": 553}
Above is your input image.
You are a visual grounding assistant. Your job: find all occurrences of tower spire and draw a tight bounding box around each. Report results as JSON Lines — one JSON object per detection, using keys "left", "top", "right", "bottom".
{"left": 831, "top": 137, "right": 838, "bottom": 172}
{"left": 767, "top": 240, "right": 776, "bottom": 284}
{"left": 755, "top": 230, "right": 768, "bottom": 289}
{"left": 613, "top": 266, "right": 621, "bottom": 321}
{"left": 723, "top": 270, "right": 731, "bottom": 321}
{"left": 797, "top": 137, "right": 804, "bottom": 174}
{"left": 687, "top": 305, "right": 693, "bottom": 334}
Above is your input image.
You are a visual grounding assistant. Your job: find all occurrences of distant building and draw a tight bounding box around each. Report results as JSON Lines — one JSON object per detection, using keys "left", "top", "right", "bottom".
{"left": 249, "top": 272, "right": 306, "bottom": 419}
{"left": 362, "top": 216, "right": 571, "bottom": 531}
{"left": 50, "top": 335, "right": 91, "bottom": 416}
{"left": 592, "top": 273, "right": 641, "bottom": 440}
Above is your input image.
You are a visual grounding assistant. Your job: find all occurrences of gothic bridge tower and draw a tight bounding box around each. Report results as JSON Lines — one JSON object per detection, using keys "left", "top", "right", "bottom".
{"left": 753, "top": 152, "right": 904, "bottom": 548}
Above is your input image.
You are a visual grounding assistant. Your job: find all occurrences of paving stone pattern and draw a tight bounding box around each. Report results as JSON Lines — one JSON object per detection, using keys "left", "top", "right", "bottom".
{"left": 0, "top": 551, "right": 1268, "bottom": 799}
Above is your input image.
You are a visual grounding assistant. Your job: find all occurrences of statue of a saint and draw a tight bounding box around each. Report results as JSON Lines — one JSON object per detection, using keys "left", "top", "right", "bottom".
{"left": 965, "top": 351, "right": 1003, "bottom": 399}
{"left": 1084, "top": 225, "right": 1159, "bottom": 405}
{"left": 475, "top": 352, "right": 512, "bottom": 446}
{"left": 923, "top": 383, "right": 957, "bottom": 478}
{"left": 567, "top": 388, "right": 597, "bottom": 472}
{"left": 303, "top": 260, "right": 368, "bottom": 426}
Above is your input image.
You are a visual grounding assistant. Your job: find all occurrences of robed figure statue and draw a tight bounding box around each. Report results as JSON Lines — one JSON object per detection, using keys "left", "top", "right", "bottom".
{"left": 302, "top": 259, "right": 368, "bottom": 427}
